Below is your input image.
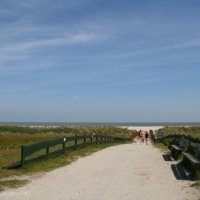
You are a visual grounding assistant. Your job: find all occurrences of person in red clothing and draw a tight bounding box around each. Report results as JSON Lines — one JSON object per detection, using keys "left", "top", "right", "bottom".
{"left": 149, "top": 130, "right": 156, "bottom": 142}
{"left": 137, "top": 131, "right": 141, "bottom": 141}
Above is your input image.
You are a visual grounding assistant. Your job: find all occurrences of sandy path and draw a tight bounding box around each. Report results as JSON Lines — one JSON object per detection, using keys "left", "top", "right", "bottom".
{"left": 1, "top": 143, "right": 199, "bottom": 200}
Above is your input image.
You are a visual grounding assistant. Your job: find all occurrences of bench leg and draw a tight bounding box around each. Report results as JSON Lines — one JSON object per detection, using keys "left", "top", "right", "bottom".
{"left": 171, "top": 149, "right": 181, "bottom": 160}
{"left": 182, "top": 156, "right": 200, "bottom": 179}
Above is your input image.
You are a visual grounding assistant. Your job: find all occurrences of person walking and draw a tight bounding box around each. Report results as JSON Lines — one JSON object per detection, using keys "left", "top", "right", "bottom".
{"left": 137, "top": 131, "right": 141, "bottom": 141}
{"left": 140, "top": 130, "right": 145, "bottom": 143}
{"left": 145, "top": 131, "right": 149, "bottom": 145}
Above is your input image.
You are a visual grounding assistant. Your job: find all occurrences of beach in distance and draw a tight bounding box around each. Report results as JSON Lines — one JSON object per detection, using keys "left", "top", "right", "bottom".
{"left": 118, "top": 126, "right": 164, "bottom": 131}
{"left": 1, "top": 122, "right": 199, "bottom": 132}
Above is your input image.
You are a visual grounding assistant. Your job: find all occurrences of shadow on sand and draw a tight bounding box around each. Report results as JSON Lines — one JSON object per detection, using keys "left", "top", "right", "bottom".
{"left": 162, "top": 154, "right": 173, "bottom": 161}
{"left": 171, "top": 163, "right": 192, "bottom": 180}
{"left": 162, "top": 154, "right": 192, "bottom": 180}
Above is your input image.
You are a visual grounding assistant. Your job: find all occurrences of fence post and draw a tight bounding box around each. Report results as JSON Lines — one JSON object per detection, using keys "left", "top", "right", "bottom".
{"left": 84, "top": 135, "right": 86, "bottom": 147}
{"left": 75, "top": 135, "right": 77, "bottom": 149}
{"left": 96, "top": 135, "right": 98, "bottom": 144}
{"left": 21, "top": 145, "right": 25, "bottom": 166}
{"left": 91, "top": 135, "right": 93, "bottom": 144}
{"left": 63, "top": 138, "right": 66, "bottom": 151}
{"left": 46, "top": 147, "right": 49, "bottom": 158}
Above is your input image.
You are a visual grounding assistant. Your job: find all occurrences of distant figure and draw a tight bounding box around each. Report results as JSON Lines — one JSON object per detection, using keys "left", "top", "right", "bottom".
{"left": 145, "top": 131, "right": 149, "bottom": 145}
{"left": 137, "top": 131, "right": 141, "bottom": 141}
{"left": 140, "top": 130, "right": 145, "bottom": 143}
{"left": 149, "top": 130, "right": 156, "bottom": 142}
{"left": 130, "top": 132, "right": 137, "bottom": 141}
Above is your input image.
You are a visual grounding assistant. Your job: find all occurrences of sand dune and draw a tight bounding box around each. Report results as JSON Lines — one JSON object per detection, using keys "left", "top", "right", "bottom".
{"left": 119, "top": 126, "right": 164, "bottom": 131}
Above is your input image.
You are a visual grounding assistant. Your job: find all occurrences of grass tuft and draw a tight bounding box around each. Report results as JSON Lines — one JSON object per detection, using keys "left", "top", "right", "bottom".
{"left": 0, "top": 179, "right": 29, "bottom": 191}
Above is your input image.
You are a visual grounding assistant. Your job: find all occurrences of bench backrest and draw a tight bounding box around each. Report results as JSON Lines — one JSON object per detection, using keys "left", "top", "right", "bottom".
{"left": 194, "top": 144, "right": 200, "bottom": 159}
{"left": 179, "top": 137, "right": 190, "bottom": 151}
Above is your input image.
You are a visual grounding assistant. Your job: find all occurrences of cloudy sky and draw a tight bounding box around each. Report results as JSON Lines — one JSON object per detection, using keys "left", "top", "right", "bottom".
{"left": 0, "top": 0, "right": 200, "bottom": 122}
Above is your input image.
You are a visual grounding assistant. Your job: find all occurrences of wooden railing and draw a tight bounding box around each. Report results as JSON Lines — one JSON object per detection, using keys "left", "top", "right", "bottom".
{"left": 19, "top": 135, "right": 129, "bottom": 167}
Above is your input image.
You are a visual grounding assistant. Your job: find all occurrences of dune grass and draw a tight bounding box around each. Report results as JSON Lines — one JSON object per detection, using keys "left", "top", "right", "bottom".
{"left": 158, "top": 126, "right": 200, "bottom": 138}
{"left": 0, "top": 179, "right": 29, "bottom": 191}
{"left": 152, "top": 141, "right": 170, "bottom": 153}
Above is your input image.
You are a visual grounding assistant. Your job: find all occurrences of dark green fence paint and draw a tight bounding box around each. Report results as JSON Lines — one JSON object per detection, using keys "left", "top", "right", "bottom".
{"left": 20, "top": 135, "right": 129, "bottom": 167}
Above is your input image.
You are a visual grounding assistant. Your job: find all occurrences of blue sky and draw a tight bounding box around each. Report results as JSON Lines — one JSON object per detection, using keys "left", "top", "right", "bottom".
{"left": 0, "top": 0, "right": 200, "bottom": 122}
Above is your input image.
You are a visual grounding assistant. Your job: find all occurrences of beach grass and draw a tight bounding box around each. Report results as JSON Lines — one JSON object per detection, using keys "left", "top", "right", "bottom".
{"left": 0, "top": 179, "right": 29, "bottom": 191}
{"left": 151, "top": 141, "right": 170, "bottom": 153}
{"left": 158, "top": 126, "right": 200, "bottom": 138}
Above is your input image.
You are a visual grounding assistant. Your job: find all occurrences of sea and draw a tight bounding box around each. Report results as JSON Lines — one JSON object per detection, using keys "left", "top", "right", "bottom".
{"left": 0, "top": 122, "right": 200, "bottom": 127}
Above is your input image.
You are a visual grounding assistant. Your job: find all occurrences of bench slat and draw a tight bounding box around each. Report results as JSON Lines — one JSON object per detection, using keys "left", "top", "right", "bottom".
{"left": 171, "top": 145, "right": 182, "bottom": 151}
{"left": 183, "top": 152, "right": 200, "bottom": 165}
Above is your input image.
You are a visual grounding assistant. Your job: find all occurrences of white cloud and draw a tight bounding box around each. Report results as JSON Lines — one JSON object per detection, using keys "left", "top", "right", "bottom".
{"left": 0, "top": 33, "right": 100, "bottom": 52}
{"left": 0, "top": 32, "right": 105, "bottom": 62}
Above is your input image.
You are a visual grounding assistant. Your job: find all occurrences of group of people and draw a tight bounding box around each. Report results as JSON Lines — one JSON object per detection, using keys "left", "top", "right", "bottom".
{"left": 137, "top": 130, "right": 149, "bottom": 145}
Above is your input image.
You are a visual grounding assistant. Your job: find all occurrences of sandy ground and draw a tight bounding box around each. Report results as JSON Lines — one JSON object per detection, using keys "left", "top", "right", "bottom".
{"left": 119, "top": 126, "right": 164, "bottom": 131}
{"left": 1, "top": 142, "right": 199, "bottom": 200}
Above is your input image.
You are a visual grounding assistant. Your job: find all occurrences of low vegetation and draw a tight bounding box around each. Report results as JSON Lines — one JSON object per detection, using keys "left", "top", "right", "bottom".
{"left": 0, "top": 125, "right": 131, "bottom": 137}
{"left": 158, "top": 126, "right": 200, "bottom": 138}
{"left": 152, "top": 141, "right": 169, "bottom": 153}
{"left": 0, "top": 179, "right": 29, "bottom": 191}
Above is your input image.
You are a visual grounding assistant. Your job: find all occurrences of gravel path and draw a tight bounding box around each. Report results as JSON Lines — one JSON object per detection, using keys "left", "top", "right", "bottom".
{"left": 1, "top": 142, "right": 199, "bottom": 200}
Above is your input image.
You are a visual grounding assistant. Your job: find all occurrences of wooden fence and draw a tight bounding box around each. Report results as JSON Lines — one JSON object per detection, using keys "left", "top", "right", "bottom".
{"left": 19, "top": 135, "right": 129, "bottom": 167}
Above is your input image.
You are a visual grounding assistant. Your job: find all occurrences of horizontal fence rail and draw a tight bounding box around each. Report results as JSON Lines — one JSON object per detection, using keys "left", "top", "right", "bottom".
{"left": 19, "top": 135, "right": 129, "bottom": 167}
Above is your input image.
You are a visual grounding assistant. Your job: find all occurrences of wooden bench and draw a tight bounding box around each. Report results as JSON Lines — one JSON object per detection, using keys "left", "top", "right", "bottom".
{"left": 171, "top": 136, "right": 190, "bottom": 160}
{"left": 182, "top": 144, "right": 200, "bottom": 177}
